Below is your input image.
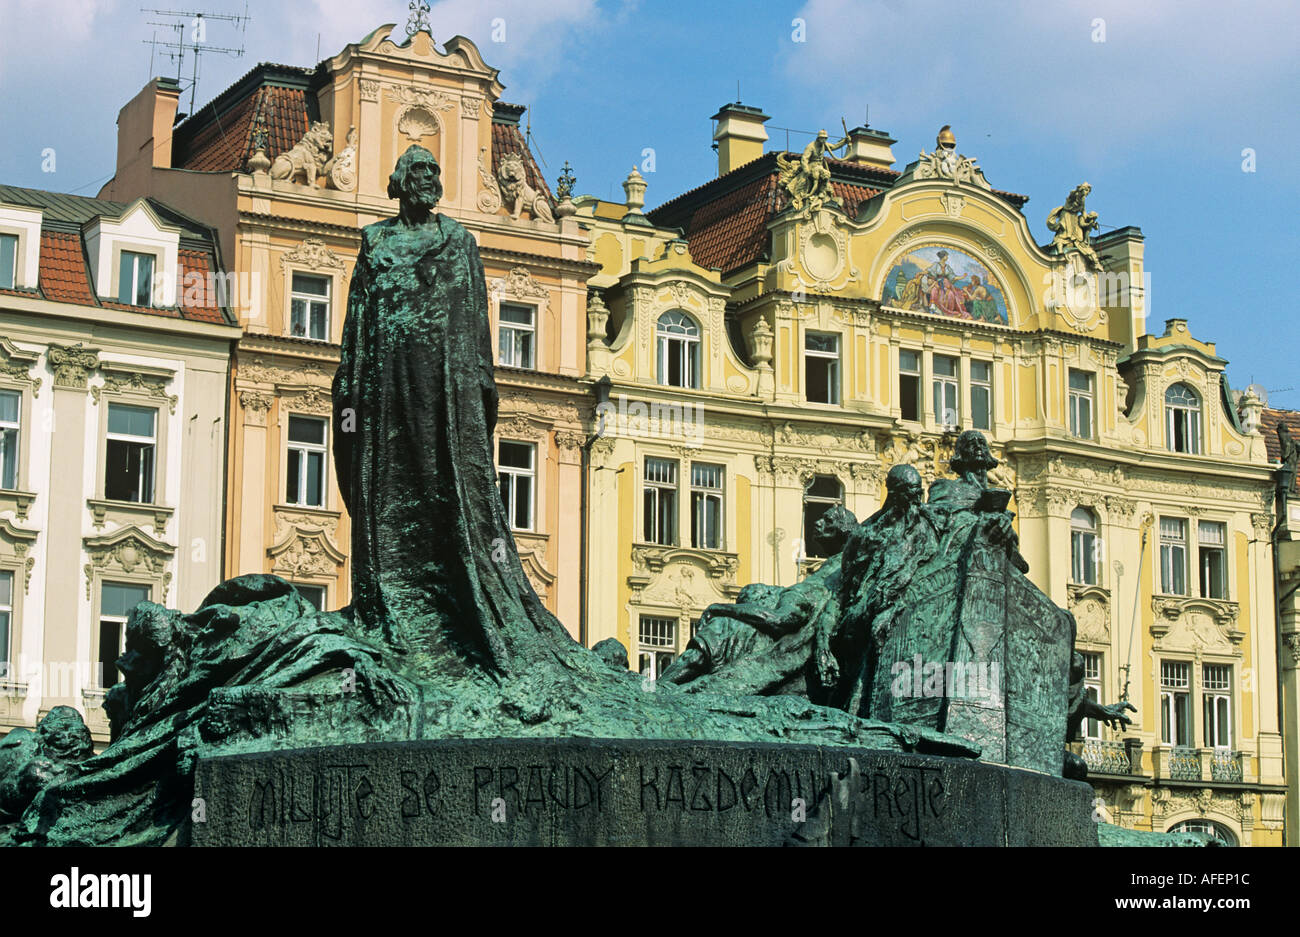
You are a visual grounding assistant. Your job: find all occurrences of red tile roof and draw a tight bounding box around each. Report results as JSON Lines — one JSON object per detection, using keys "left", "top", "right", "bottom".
{"left": 176, "top": 84, "right": 310, "bottom": 173}
{"left": 1262, "top": 406, "right": 1300, "bottom": 470}
{"left": 38, "top": 232, "right": 96, "bottom": 305}
{"left": 176, "top": 248, "right": 228, "bottom": 323}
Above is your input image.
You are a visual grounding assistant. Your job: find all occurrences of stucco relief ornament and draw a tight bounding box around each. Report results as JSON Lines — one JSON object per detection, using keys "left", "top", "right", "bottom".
{"left": 776, "top": 120, "right": 850, "bottom": 215}
{"left": 386, "top": 86, "right": 454, "bottom": 143}
{"left": 280, "top": 237, "right": 345, "bottom": 272}
{"left": 477, "top": 147, "right": 502, "bottom": 213}
{"left": 323, "top": 126, "right": 359, "bottom": 192}
{"left": 913, "top": 126, "right": 991, "bottom": 190}
{"left": 1046, "top": 182, "right": 1102, "bottom": 269}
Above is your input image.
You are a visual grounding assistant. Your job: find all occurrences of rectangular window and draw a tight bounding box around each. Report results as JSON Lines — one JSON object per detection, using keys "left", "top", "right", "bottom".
{"left": 498, "top": 303, "right": 536, "bottom": 370}
{"left": 1159, "top": 517, "right": 1187, "bottom": 596}
{"left": 290, "top": 273, "right": 330, "bottom": 341}
{"left": 293, "top": 584, "right": 326, "bottom": 611}
{"left": 118, "top": 250, "right": 155, "bottom": 307}
{"left": 105, "top": 403, "right": 157, "bottom": 503}
{"left": 0, "top": 234, "right": 17, "bottom": 290}
{"left": 898, "top": 349, "right": 921, "bottom": 422}
{"left": 0, "top": 389, "right": 19, "bottom": 490}
{"left": 99, "top": 581, "right": 150, "bottom": 687}
{"left": 1202, "top": 664, "right": 1232, "bottom": 749}
{"left": 932, "top": 355, "right": 959, "bottom": 428}
{"left": 643, "top": 457, "right": 678, "bottom": 546}
{"left": 970, "top": 360, "right": 992, "bottom": 431}
{"left": 804, "top": 332, "right": 840, "bottom": 405}
{"left": 286, "top": 415, "right": 327, "bottom": 508}
{"left": 1160, "top": 660, "right": 1191, "bottom": 747}
{"left": 690, "top": 462, "right": 724, "bottom": 551}
{"left": 1068, "top": 369, "right": 1094, "bottom": 439}
{"left": 0, "top": 569, "right": 11, "bottom": 680}
{"left": 1081, "top": 652, "right": 1102, "bottom": 740}
{"left": 637, "top": 615, "right": 676, "bottom": 680}
{"left": 497, "top": 440, "right": 536, "bottom": 531}
{"left": 1198, "top": 521, "right": 1227, "bottom": 599}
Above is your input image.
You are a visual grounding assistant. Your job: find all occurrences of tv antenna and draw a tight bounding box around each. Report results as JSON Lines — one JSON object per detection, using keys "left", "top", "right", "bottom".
{"left": 142, "top": 3, "right": 251, "bottom": 119}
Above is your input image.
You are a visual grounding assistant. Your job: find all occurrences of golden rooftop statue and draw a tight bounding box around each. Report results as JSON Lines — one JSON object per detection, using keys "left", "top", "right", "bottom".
{"left": 913, "top": 124, "right": 991, "bottom": 190}
{"left": 1046, "top": 182, "right": 1101, "bottom": 269}
{"left": 777, "top": 119, "right": 850, "bottom": 215}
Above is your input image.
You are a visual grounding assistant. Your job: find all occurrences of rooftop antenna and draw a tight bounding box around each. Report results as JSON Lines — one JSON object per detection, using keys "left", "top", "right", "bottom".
{"left": 141, "top": 3, "right": 251, "bottom": 117}
{"left": 525, "top": 107, "right": 548, "bottom": 168}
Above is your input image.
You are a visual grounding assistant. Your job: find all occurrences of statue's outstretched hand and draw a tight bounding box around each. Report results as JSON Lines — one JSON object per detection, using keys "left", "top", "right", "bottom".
{"left": 1095, "top": 700, "right": 1137, "bottom": 731}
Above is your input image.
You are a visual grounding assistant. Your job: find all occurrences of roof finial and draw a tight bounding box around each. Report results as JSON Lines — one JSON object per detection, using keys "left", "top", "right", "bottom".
{"left": 406, "top": 0, "right": 431, "bottom": 38}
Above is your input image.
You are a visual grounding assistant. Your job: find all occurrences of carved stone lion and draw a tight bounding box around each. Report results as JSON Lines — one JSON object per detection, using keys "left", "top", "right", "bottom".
{"left": 270, "top": 121, "right": 333, "bottom": 186}
{"left": 497, "top": 152, "right": 554, "bottom": 222}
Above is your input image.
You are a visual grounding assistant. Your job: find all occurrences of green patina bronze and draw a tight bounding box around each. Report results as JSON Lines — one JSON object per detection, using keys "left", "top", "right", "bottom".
{"left": 0, "top": 147, "right": 978, "bottom": 847}
{"left": 0, "top": 147, "right": 1190, "bottom": 847}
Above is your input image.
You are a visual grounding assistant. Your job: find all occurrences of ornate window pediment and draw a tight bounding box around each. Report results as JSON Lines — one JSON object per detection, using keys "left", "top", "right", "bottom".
{"left": 0, "top": 338, "right": 41, "bottom": 397}
{"left": 82, "top": 525, "right": 174, "bottom": 600}
{"left": 1150, "top": 596, "right": 1243, "bottom": 655}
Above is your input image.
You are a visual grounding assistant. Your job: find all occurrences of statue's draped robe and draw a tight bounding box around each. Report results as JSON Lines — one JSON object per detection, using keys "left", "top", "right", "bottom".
{"left": 332, "top": 215, "right": 594, "bottom": 679}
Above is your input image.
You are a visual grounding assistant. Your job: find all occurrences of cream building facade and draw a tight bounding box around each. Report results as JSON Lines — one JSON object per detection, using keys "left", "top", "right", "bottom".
{"left": 576, "top": 108, "right": 1285, "bottom": 844}
{"left": 100, "top": 25, "right": 598, "bottom": 634}
{"left": 0, "top": 185, "right": 239, "bottom": 742}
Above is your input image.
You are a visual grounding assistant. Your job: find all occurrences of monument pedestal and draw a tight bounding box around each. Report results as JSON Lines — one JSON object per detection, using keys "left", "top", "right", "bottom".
{"left": 191, "top": 738, "right": 1099, "bottom": 846}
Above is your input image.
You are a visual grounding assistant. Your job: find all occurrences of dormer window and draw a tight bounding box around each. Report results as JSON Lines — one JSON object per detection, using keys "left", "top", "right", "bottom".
{"left": 1165, "top": 383, "right": 1201, "bottom": 454}
{"left": 83, "top": 199, "right": 180, "bottom": 307}
{"left": 0, "top": 234, "right": 16, "bottom": 290}
{"left": 0, "top": 205, "right": 42, "bottom": 290}
{"left": 290, "top": 273, "right": 330, "bottom": 341}
{"left": 118, "top": 250, "right": 155, "bottom": 306}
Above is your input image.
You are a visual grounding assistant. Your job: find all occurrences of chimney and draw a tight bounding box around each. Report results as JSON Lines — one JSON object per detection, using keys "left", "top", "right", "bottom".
{"left": 711, "top": 103, "right": 769, "bottom": 176}
{"left": 843, "top": 125, "right": 896, "bottom": 171}
{"left": 106, "top": 77, "right": 181, "bottom": 199}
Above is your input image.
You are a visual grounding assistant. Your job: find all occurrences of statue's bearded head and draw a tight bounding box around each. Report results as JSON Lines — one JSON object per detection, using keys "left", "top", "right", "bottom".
{"left": 949, "top": 429, "right": 998, "bottom": 476}
{"left": 389, "top": 145, "right": 443, "bottom": 209}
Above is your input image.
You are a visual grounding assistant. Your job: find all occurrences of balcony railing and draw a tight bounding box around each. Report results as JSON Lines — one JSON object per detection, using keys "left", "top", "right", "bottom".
{"left": 1082, "top": 739, "right": 1132, "bottom": 775}
{"left": 1211, "top": 750, "right": 1243, "bottom": 782}
{"left": 1169, "top": 747, "right": 1202, "bottom": 780}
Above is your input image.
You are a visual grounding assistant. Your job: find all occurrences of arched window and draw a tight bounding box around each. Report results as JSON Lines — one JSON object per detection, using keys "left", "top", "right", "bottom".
{"left": 1165, "top": 383, "right": 1201, "bottom": 454}
{"left": 1070, "top": 507, "right": 1098, "bottom": 585}
{"left": 656, "top": 311, "right": 701, "bottom": 388}
{"left": 1168, "top": 819, "right": 1237, "bottom": 846}
{"left": 802, "top": 475, "right": 844, "bottom": 559}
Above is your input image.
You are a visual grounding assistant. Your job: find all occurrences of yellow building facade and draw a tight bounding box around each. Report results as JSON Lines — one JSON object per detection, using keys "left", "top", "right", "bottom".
{"left": 577, "top": 109, "right": 1284, "bottom": 843}
{"left": 100, "top": 24, "right": 597, "bottom": 633}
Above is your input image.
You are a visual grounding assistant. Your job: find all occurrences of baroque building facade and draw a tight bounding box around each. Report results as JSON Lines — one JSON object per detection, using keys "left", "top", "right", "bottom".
{"left": 0, "top": 185, "right": 239, "bottom": 742}
{"left": 99, "top": 24, "right": 597, "bottom": 633}
{"left": 575, "top": 107, "right": 1284, "bottom": 843}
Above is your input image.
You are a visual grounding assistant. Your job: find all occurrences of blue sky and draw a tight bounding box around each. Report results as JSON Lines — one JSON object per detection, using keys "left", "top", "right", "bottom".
{"left": 2, "top": 0, "right": 1296, "bottom": 403}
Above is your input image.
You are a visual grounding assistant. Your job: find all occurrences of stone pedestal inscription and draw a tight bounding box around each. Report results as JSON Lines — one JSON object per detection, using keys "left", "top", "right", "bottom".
{"left": 191, "top": 738, "right": 1098, "bottom": 846}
